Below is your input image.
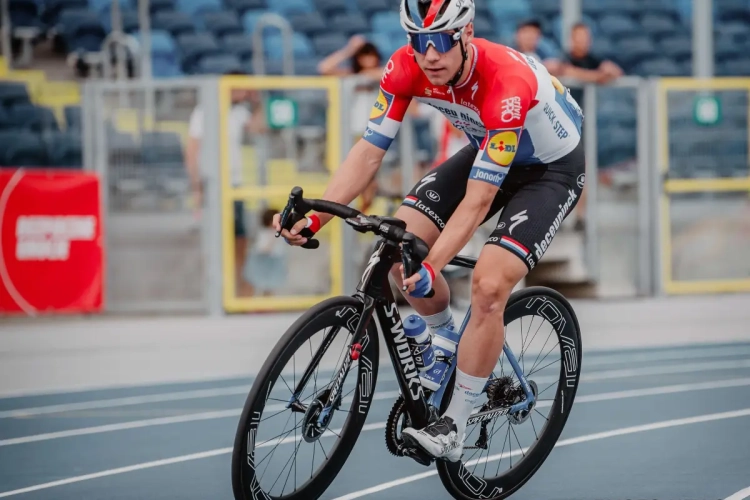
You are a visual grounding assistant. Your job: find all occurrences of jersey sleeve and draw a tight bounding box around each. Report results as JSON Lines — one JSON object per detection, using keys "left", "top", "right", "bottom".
{"left": 469, "top": 75, "right": 535, "bottom": 188}
{"left": 361, "top": 49, "right": 414, "bottom": 151}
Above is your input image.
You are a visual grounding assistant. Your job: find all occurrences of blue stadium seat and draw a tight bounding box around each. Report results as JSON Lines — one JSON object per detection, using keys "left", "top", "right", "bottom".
{"left": 242, "top": 9, "right": 274, "bottom": 34}
{"left": 312, "top": 32, "right": 348, "bottom": 57}
{"left": 127, "top": 0, "right": 175, "bottom": 16}
{"left": 90, "top": 0, "right": 128, "bottom": 15}
{"left": 0, "top": 131, "right": 48, "bottom": 167}
{"left": 195, "top": 53, "right": 243, "bottom": 74}
{"left": 331, "top": 12, "right": 369, "bottom": 37}
{"left": 717, "top": 21, "right": 750, "bottom": 43}
{"left": 177, "top": 0, "right": 223, "bottom": 17}
{"left": 135, "top": 29, "right": 182, "bottom": 76}
{"left": 225, "top": 0, "right": 266, "bottom": 16}
{"left": 635, "top": 57, "right": 683, "bottom": 76}
{"left": 716, "top": 0, "right": 750, "bottom": 23}
{"left": 7, "top": 104, "right": 59, "bottom": 133}
{"left": 589, "top": 36, "right": 615, "bottom": 61}
{"left": 101, "top": 8, "right": 140, "bottom": 33}
{"left": 294, "top": 57, "right": 322, "bottom": 75}
{"left": 367, "top": 32, "right": 402, "bottom": 59}
{"left": 268, "top": 0, "right": 314, "bottom": 16}
{"left": 0, "top": 107, "right": 13, "bottom": 131}
{"left": 583, "top": 0, "right": 638, "bottom": 17}
{"left": 640, "top": 12, "right": 679, "bottom": 39}
{"left": 221, "top": 33, "right": 255, "bottom": 61}
{"left": 488, "top": 0, "right": 531, "bottom": 24}
{"left": 660, "top": 33, "right": 692, "bottom": 62}
{"left": 716, "top": 34, "right": 742, "bottom": 63}
{"left": 314, "top": 0, "right": 347, "bottom": 17}
{"left": 57, "top": 8, "right": 107, "bottom": 52}
{"left": 356, "top": 0, "right": 390, "bottom": 17}
{"left": 7, "top": 0, "right": 44, "bottom": 30}
{"left": 289, "top": 12, "right": 327, "bottom": 37}
{"left": 597, "top": 13, "right": 639, "bottom": 40}
{"left": 371, "top": 11, "right": 401, "bottom": 36}
{"left": 615, "top": 35, "right": 656, "bottom": 69}
{"left": 177, "top": 32, "right": 222, "bottom": 72}
{"left": 719, "top": 57, "right": 750, "bottom": 76}
{"left": 202, "top": 10, "right": 243, "bottom": 38}
{"left": 152, "top": 11, "right": 196, "bottom": 38}
{"left": 64, "top": 106, "right": 82, "bottom": 131}
{"left": 531, "top": 0, "right": 559, "bottom": 17}
{"left": 264, "top": 32, "right": 314, "bottom": 60}
{"left": 472, "top": 17, "right": 495, "bottom": 39}
{"left": 41, "top": 0, "right": 88, "bottom": 29}
{"left": 0, "top": 82, "right": 30, "bottom": 108}
{"left": 45, "top": 132, "right": 83, "bottom": 168}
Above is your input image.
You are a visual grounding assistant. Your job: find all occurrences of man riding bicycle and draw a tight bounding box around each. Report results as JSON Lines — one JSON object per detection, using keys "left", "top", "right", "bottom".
{"left": 275, "top": 0, "right": 585, "bottom": 462}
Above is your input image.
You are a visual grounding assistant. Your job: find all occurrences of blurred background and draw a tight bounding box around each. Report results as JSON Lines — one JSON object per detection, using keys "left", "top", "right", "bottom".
{"left": 0, "top": 0, "right": 749, "bottom": 316}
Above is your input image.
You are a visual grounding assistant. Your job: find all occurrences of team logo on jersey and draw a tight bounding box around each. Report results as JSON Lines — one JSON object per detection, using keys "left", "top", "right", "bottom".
{"left": 369, "top": 89, "right": 393, "bottom": 124}
{"left": 484, "top": 129, "right": 520, "bottom": 167}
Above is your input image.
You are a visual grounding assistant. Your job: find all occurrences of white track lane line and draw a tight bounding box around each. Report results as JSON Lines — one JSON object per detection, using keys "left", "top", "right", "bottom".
{"left": 332, "top": 407, "right": 750, "bottom": 500}
{"left": 5, "top": 350, "right": 750, "bottom": 420}
{"left": 2, "top": 374, "right": 750, "bottom": 449}
{"left": 2, "top": 406, "right": 749, "bottom": 499}
{"left": 725, "top": 486, "right": 750, "bottom": 500}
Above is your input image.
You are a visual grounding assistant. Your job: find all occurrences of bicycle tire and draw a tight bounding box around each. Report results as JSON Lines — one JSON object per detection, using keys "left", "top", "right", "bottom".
{"left": 436, "top": 286, "right": 583, "bottom": 500}
{"left": 231, "top": 295, "right": 379, "bottom": 500}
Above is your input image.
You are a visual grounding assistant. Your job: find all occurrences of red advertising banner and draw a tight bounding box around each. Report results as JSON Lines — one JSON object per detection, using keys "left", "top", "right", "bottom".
{"left": 0, "top": 169, "right": 104, "bottom": 314}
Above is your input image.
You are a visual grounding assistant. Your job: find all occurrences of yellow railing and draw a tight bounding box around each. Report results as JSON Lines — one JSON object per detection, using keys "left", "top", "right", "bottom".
{"left": 218, "top": 75, "right": 343, "bottom": 312}
{"left": 658, "top": 77, "right": 750, "bottom": 295}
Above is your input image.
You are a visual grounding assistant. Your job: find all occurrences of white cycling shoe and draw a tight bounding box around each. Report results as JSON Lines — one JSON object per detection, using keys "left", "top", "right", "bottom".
{"left": 401, "top": 415, "right": 464, "bottom": 462}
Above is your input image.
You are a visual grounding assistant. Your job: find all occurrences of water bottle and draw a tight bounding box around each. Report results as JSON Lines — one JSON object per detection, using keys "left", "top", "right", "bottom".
{"left": 403, "top": 315, "right": 435, "bottom": 372}
{"left": 419, "top": 326, "right": 461, "bottom": 392}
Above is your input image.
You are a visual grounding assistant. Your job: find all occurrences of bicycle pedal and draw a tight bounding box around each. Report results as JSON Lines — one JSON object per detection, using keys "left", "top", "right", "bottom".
{"left": 403, "top": 447, "right": 434, "bottom": 467}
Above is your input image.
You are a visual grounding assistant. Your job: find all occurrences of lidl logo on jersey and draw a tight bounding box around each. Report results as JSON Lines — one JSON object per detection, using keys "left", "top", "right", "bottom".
{"left": 484, "top": 129, "right": 520, "bottom": 167}
{"left": 369, "top": 89, "right": 394, "bottom": 124}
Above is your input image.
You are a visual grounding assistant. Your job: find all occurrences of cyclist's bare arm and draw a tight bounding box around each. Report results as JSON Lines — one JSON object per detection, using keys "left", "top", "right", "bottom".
{"left": 273, "top": 138, "right": 386, "bottom": 243}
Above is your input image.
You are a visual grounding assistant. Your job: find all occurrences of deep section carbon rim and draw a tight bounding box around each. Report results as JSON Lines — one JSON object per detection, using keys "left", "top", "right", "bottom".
{"left": 438, "top": 288, "right": 582, "bottom": 500}
{"left": 232, "top": 298, "right": 378, "bottom": 500}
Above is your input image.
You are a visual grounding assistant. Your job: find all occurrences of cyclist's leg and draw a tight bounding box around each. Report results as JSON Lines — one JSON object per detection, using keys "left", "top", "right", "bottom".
{"left": 388, "top": 144, "right": 507, "bottom": 329}
{"left": 403, "top": 141, "right": 586, "bottom": 459}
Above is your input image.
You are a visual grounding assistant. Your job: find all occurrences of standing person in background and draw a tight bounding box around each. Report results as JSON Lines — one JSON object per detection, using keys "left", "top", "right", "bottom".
{"left": 244, "top": 208, "right": 288, "bottom": 297}
{"left": 318, "top": 36, "right": 385, "bottom": 213}
{"left": 563, "top": 22, "right": 624, "bottom": 231}
{"left": 185, "top": 70, "right": 266, "bottom": 297}
{"left": 513, "top": 19, "right": 566, "bottom": 77}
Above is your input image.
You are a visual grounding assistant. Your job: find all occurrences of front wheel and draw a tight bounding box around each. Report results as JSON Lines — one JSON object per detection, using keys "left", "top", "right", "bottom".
{"left": 231, "top": 296, "right": 379, "bottom": 500}
{"left": 437, "top": 286, "right": 583, "bottom": 500}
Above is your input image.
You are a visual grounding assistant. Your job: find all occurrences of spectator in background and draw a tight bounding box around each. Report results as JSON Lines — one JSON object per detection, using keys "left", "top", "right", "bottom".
{"left": 562, "top": 22, "right": 624, "bottom": 231}
{"left": 185, "top": 69, "right": 266, "bottom": 297}
{"left": 514, "top": 19, "right": 566, "bottom": 77}
{"left": 243, "top": 208, "right": 288, "bottom": 297}
{"left": 318, "top": 35, "right": 385, "bottom": 213}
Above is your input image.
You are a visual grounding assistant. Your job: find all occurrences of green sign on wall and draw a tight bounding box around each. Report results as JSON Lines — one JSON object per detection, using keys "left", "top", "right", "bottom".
{"left": 266, "top": 97, "right": 298, "bottom": 129}
{"left": 693, "top": 94, "right": 722, "bottom": 126}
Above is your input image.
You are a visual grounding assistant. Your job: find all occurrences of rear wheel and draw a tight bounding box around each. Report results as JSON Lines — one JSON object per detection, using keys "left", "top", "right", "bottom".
{"left": 437, "top": 287, "right": 583, "bottom": 500}
{"left": 231, "top": 296, "right": 379, "bottom": 500}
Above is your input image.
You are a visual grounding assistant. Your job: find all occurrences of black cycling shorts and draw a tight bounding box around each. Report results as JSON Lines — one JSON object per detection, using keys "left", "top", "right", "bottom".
{"left": 402, "top": 139, "right": 586, "bottom": 271}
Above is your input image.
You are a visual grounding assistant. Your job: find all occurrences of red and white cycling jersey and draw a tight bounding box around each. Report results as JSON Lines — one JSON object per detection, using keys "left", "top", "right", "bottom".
{"left": 363, "top": 38, "right": 584, "bottom": 187}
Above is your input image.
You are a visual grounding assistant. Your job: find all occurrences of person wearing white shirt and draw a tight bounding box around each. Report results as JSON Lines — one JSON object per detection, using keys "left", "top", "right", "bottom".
{"left": 185, "top": 70, "right": 266, "bottom": 297}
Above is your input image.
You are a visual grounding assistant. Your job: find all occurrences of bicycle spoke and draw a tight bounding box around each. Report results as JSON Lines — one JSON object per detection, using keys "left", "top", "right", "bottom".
{"left": 526, "top": 356, "right": 560, "bottom": 378}
{"left": 533, "top": 408, "right": 549, "bottom": 422}
{"left": 509, "top": 424, "right": 525, "bottom": 460}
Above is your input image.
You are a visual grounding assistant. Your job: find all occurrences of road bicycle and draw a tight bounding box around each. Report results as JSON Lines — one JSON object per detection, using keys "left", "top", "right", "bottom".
{"left": 232, "top": 186, "right": 583, "bottom": 500}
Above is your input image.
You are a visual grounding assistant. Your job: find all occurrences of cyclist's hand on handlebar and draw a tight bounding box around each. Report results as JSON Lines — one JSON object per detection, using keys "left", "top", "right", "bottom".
{"left": 273, "top": 212, "right": 320, "bottom": 246}
{"left": 401, "top": 262, "right": 435, "bottom": 298}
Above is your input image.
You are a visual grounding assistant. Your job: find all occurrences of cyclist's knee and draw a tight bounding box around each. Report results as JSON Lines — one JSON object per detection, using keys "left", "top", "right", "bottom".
{"left": 471, "top": 249, "right": 526, "bottom": 318}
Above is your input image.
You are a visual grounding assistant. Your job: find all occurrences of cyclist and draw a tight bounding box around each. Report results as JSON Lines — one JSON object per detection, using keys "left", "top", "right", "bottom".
{"left": 274, "top": 0, "right": 585, "bottom": 462}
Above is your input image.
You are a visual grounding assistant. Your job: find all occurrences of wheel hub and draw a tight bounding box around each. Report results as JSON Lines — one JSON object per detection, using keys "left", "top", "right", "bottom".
{"left": 302, "top": 389, "right": 337, "bottom": 443}
{"left": 509, "top": 380, "right": 538, "bottom": 425}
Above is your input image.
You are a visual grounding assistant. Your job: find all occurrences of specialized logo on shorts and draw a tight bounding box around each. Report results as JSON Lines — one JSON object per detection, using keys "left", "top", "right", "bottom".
{"left": 509, "top": 209, "right": 528, "bottom": 235}
{"left": 415, "top": 171, "right": 437, "bottom": 194}
{"left": 484, "top": 129, "right": 519, "bottom": 167}
{"left": 369, "top": 89, "right": 393, "bottom": 124}
{"left": 426, "top": 190, "right": 440, "bottom": 202}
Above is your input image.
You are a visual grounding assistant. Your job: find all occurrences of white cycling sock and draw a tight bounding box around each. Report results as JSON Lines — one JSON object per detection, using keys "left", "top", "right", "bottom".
{"left": 423, "top": 307, "right": 455, "bottom": 335}
{"left": 443, "top": 368, "right": 488, "bottom": 439}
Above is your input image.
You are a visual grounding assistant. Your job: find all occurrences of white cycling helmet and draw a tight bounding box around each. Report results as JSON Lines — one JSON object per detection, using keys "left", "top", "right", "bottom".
{"left": 399, "top": 0, "right": 475, "bottom": 34}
